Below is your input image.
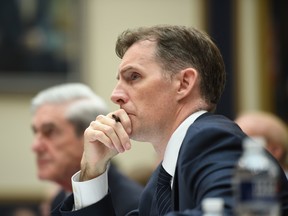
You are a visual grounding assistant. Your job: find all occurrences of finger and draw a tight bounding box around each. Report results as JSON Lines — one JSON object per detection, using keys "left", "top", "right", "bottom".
{"left": 84, "top": 125, "right": 115, "bottom": 150}
{"left": 110, "top": 110, "right": 132, "bottom": 135}
{"left": 90, "top": 118, "right": 130, "bottom": 152}
{"left": 109, "top": 118, "right": 131, "bottom": 151}
{"left": 102, "top": 123, "right": 126, "bottom": 152}
{"left": 98, "top": 114, "right": 131, "bottom": 151}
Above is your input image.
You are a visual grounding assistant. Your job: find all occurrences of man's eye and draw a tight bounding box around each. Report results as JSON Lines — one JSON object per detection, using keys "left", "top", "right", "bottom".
{"left": 43, "top": 128, "right": 54, "bottom": 137}
{"left": 43, "top": 127, "right": 59, "bottom": 138}
{"left": 130, "top": 72, "right": 140, "bottom": 80}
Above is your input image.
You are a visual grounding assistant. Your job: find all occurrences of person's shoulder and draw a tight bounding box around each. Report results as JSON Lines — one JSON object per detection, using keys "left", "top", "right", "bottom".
{"left": 183, "top": 112, "right": 246, "bottom": 150}
{"left": 196, "top": 112, "right": 232, "bottom": 123}
{"left": 193, "top": 113, "right": 240, "bottom": 132}
{"left": 180, "top": 113, "right": 245, "bottom": 163}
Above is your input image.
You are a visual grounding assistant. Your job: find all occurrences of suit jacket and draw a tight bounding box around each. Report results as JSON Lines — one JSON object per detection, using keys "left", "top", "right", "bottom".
{"left": 51, "top": 164, "right": 143, "bottom": 216}
{"left": 52, "top": 113, "right": 288, "bottom": 216}
{"left": 50, "top": 189, "right": 67, "bottom": 213}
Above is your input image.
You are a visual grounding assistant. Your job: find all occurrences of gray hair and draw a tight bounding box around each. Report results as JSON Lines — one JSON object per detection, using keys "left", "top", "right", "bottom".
{"left": 31, "top": 83, "right": 109, "bottom": 136}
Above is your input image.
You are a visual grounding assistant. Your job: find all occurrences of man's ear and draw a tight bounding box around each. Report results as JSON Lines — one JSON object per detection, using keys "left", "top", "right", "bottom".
{"left": 176, "top": 68, "right": 198, "bottom": 100}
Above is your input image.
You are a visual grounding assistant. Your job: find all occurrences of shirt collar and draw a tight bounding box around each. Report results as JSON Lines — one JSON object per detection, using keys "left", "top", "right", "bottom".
{"left": 162, "top": 110, "right": 207, "bottom": 176}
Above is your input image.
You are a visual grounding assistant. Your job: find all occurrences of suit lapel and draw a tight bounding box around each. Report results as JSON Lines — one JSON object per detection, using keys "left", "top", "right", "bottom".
{"left": 171, "top": 166, "right": 179, "bottom": 211}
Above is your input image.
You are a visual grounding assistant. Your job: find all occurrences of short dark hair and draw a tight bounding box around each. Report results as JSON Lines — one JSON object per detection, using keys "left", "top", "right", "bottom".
{"left": 115, "top": 25, "right": 226, "bottom": 110}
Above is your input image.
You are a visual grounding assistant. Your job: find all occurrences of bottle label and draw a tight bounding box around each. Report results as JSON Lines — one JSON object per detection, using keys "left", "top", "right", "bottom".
{"left": 237, "top": 177, "right": 278, "bottom": 202}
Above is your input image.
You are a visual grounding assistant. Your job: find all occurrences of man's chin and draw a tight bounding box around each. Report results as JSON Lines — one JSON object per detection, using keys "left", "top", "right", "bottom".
{"left": 38, "top": 172, "right": 52, "bottom": 181}
{"left": 130, "top": 133, "right": 147, "bottom": 142}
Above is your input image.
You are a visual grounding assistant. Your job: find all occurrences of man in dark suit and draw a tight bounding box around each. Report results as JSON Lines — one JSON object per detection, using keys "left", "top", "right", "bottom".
{"left": 53, "top": 25, "right": 288, "bottom": 215}
{"left": 31, "top": 83, "right": 142, "bottom": 215}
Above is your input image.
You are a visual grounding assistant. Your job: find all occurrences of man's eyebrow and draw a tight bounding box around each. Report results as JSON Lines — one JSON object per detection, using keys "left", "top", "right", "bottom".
{"left": 41, "top": 123, "right": 56, "bottom": 131}
{"left": 42, "top": 123, "right": 55, "bottom": 129}
{"left": 117, "top": 66, "right": 133, "bottom": 80}
{"left": 31, "top": 122, "right": 55, "bottom": 133}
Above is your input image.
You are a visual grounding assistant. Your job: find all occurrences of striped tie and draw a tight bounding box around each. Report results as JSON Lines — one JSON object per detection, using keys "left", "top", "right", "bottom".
{"left": 156, "top": 165, "right": 172, "bottom": 215}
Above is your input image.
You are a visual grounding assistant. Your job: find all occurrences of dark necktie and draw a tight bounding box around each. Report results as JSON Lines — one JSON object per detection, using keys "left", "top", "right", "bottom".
{"left": 156, "top": 165, "right": 172, "bottom": 215}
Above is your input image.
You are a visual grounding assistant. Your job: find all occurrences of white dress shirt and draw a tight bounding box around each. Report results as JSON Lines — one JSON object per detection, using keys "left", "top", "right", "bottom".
{"left": 72, "top": 110, "right": 207, "bottom": 210}
{"left": 162, "top": 110, "right": 207, "bottom": 186}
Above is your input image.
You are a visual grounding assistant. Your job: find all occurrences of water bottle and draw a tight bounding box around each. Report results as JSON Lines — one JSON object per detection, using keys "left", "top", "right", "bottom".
{"left": 233, "top": 136, "right": 280, "bottom": 216}
{"left": 202, "top": 197, "right": 224, "bottom": 216}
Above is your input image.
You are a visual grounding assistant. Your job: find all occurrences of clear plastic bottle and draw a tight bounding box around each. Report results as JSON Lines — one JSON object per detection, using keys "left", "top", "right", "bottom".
{"left": 233, "top": 136, "right": 280, "bottom": 216}
{"left": 202, "top": 197, "right": 224, "bottom": 216}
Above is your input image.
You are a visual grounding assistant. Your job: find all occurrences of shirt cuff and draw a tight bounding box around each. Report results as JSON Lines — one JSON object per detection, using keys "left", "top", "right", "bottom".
{"left": 72, "top": 170, "right": 108, "bottom": 210}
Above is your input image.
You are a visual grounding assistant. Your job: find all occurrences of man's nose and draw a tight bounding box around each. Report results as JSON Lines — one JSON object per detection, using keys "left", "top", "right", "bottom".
{"left": 111, "top": 85, "right": 128, "bottom": 106}
{"left": 31, "top": 136, "right": 45, "bottom": 152}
